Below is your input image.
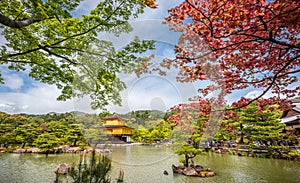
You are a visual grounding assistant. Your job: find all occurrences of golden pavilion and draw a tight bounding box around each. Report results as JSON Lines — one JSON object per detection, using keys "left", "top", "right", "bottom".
{"left": 97, "top": 115, "right": 133, "bottom": 143}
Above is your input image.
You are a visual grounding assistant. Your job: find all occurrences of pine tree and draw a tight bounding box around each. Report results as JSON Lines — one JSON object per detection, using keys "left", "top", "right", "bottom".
{"left": 69, "top": 150, "right": 111, "bottom": 183}
{"left": 238, "top": 102, "right": 285, "bottom": 145}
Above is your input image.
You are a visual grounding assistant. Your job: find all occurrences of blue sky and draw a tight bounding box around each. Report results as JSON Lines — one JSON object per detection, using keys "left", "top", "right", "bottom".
{"left": 0, "top": 0, "right": 263, "bottom": 114}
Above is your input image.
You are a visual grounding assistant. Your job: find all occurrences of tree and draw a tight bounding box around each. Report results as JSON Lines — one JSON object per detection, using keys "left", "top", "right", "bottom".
{"left": 213, "top": 109, "right": 238, "bottom": 142}
{"left": 12, "top": 123, "right": 41, "bottom": 148}
{"left": 48, "top": 120, "right": 68, "bottom": 137}
{"left": 175, "top": 143, "right": 204, "bottom": 167}
{"left": 68, "top": 150, "right": 111, "bottom": 183}
{"left": 66, "top": 123, "right": 85, "bottom": 146}
{"left": 162, "top": 0, "right": 300, "bottom": 107}
{"left": 83, "top": 128, "right": 109, "bottom": 146}
{"left": 132, "top": 126, "right": 151, "bottom": 143}
{"left": 33, "top": 133, "right": 61, "bottom": 153}
{"left": 132, "top": 110, "right": 151, "bottom": 125}
{"left": 0, "top": 0, "right": 156, "bottom": 109}
{"left": 167, "top": 97, "right": 222, "bottom": 144}
{"left": 167, "top": 99, "right": 215, "bottom": 167}
{"left": 0, "top": 112, "right": 29, "bottom": 146}
{"left": 238, "top": 101, "right": 285, "bottom": 145}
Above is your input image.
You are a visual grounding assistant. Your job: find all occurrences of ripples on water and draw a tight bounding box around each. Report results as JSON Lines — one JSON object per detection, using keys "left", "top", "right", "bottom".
{"left": 0, "top": 146, "right": 299, "bottom": 183}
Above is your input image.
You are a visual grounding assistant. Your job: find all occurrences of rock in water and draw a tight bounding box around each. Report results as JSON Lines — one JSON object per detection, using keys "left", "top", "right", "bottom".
{"left": 55, "top": 163, "right": 71, "bottom": 175}
{"left": 163, "top": 170, "right": 169, "bottom": 175}
{"left": 183, "top": 167, "right": 198, "bottom": 176}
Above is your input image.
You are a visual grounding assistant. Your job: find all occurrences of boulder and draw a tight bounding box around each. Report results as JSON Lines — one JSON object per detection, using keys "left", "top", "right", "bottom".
{"left": 13, "top": 148, "right": 25, "bottom": 153}
{"left": 26, "top": 148, "right": 40, "bottom": 153}
{"left": 172, "top": 164, "right": 216, "bottom": 177}
{"left": 194, "top": 165, "right": 203, "bottom": 172}
{"left": 183, "top": 167, "right": 198, "bottom": 176}
{"left": 206, "top": 171, "right": 216, "bottom": 176}
{"left": 163, "top": 170, "right": 169, "bottom": 175}
{"left": 55, "top": 163, "right": 71, "bottom": 175}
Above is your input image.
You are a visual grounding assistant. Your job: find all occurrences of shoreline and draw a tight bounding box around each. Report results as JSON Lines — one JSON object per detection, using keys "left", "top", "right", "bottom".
{"left": 1, "top": 143, "right": 299, "bottom": 161}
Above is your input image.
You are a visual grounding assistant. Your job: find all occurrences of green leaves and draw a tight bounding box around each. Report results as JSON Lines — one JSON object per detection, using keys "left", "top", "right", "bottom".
{"left": 175, "top": 143, "right": 204, "bottom": 156}
{"left": 238, "top": 102, "right": 285, "bottom": 143}
{"left": 69, "top": 150, "right": 112, "bottom": 183}
{"left": 34, "top": 133, "right": 61, "bottom": 151}
{"left": 0, "top": 0, "right": 155, "bottom": 110}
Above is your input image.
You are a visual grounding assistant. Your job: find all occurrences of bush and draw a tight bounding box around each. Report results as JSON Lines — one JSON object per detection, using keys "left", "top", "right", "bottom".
{"left": 288, "top": 150, "right": 300, "bottom": 157}
{"left": 267, "top": 146, "right": 289, "bottom": 152}
{"left": 249, "top": 143, "right": 259, "bottom": 150}
{"left": 69, "top": 150, "right": 112, "bottom": 183}
{"left": 5, "top": 148, "right": 15, "bottom": 153}
{"left": 242, "top": 152, "right": 248, "bottom": 156}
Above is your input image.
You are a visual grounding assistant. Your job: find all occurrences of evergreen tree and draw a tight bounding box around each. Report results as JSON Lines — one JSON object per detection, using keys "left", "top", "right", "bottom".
{"left": 238, "top": 102, "right": 285, "bottom": 145}
{"left": 33, "top": 133, "right": 61, "bottom": 154}
{"left": 69, "top": 150, "right": 111, "bottom": 183}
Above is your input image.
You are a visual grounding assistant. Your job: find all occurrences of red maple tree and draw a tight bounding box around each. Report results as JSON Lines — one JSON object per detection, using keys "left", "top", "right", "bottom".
{"left": 161, "top": 0, "right": 299, "bottom": 108}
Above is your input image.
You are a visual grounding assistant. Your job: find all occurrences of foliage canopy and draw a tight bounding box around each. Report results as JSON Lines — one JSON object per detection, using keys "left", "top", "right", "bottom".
{"left": 162, "top": 0, "right": 300, "bottom": 107}
{"left": 0, "top": 0, "right": 155, "bottom": 109}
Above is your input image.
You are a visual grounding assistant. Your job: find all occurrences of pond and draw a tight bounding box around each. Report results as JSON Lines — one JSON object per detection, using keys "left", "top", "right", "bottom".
{"left": 0, "top": 145, "right": 299, "bottom": 183}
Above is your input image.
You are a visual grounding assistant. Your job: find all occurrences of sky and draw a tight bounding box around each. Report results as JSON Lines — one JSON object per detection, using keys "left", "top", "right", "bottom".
{"left": 0, "top": 0, "right": 265, "bottom": 114}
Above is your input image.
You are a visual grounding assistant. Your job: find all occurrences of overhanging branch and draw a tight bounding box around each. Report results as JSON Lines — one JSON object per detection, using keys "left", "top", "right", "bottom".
{"left": 0, "top": 13, "right": 43, "bottom": 29}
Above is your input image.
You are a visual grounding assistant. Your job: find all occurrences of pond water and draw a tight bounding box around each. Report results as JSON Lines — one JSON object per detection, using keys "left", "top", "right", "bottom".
{"left": 0, "top": 145, "right": 299, "bottom": 183}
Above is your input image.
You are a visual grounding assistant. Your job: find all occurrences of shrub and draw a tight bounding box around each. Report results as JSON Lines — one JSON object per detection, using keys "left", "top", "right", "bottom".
{"left": 69, "top": 150, "right": 111, "bottom": 183}
{"left": 288, "top": 150, "right": 300, "bottom": 157}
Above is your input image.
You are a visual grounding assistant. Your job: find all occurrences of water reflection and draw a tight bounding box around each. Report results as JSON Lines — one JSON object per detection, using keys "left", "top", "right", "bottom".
{"left": 0, "top": 146, "right": 299, "bottom": 183}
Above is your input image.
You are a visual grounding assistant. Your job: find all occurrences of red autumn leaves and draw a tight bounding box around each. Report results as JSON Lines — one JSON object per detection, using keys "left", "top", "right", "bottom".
{"left": 162, "top": 0, "right": 299, "bottom": 106}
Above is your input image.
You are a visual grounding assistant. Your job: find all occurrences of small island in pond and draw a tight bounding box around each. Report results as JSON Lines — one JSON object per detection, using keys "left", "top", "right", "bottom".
{"left": 172, "top": 164, "right": 216, "bottom": 177}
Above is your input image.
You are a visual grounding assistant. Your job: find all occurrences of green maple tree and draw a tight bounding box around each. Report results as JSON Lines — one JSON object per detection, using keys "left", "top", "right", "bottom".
{"left": 0, "top": 0, "right": 155, "bottom": 109}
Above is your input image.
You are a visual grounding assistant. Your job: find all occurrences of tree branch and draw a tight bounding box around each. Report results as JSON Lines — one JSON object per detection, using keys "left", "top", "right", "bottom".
{"left": 0, "top": 59, "right": 35, "bottom": 64}
{"left": 38, "top": 45, "right": 78, "bottom": 65}
{"left": 0, "top": 13, "right": 43, "bottom": 29}
{"left": 0, "top": 0, "right": 127, "bottom": 62}
{"left": 50, "top": 0, "right": 126, "bottom": 47}
{"left": 238, "top": 33, "right": 300, "bottom": 49}
{"left": 185, "top": 0, "right": 212, "bottom": 33}
{"left": 50, "top": 46, "right": 108, "bottom": 57}
{"left": 1, "top": 59, "right": 55, "bottom": 72}
{"left": 224, "top": 55, "right": 299, "bottom": 111}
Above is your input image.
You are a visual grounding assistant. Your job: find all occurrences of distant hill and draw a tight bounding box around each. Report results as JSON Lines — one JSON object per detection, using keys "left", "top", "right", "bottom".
{"left": 118, "top": 110, "right": 166, "bottom": 128}
{"left": 3, "top": 110, "right": 167, "bottom": 129}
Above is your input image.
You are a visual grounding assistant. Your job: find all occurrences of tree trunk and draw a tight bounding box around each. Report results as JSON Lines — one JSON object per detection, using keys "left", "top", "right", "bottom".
{"left": 21, "top": 141, "right": 27, "bottom": 148}
{"left": 240, "top": 134, "right": 244, "bottom": 144}
{"left": 185, "top": 154, "right": 189, "bottom": 167}
{"left": 45, "top": 150, "right": 49, "bottom": 156}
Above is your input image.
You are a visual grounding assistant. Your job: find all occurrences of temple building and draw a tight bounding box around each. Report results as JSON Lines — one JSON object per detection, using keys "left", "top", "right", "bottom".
{"left": 280, "top": 99, "right": 300, "bottom": 134}
{"left": 96, "top": 115, "right": 134, "bottom": 143}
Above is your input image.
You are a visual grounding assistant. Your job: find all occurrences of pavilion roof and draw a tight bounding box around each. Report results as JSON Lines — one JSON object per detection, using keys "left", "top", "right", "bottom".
{"left": 101, "top": 115, "right": 128, "bottom": 121}
{"left": 95, "top": 125, "right": 134, "bottom": 129}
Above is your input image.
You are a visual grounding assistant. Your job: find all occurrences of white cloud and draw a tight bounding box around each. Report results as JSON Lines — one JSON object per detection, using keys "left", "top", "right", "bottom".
{"left": 0, "top": 84, "right": 92, "bottom": 114}
{"left": 100, "top": 19, "right": 180, "bottom": 51}
{"left": 245, "top": 90, "right": 263, "bottom": 99}
{"left": 0, "top": 103, "right": 17, "bottom": 113}
{"left": 0, "top": 0, "right": 196, "bottom": 114}
{"left": 225, "top": 89, "right": 280, "bottom": 104}
{"left": 108, "top": 72, "right": 199, "bottom": 113}
{"left": 3, "top": 73, "right": 24, "bottom": 90}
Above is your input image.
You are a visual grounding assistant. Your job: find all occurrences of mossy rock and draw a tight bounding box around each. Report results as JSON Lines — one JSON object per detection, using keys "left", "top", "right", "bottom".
{"left": 172, "top": 164, "right": 216, "bottom": 177}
